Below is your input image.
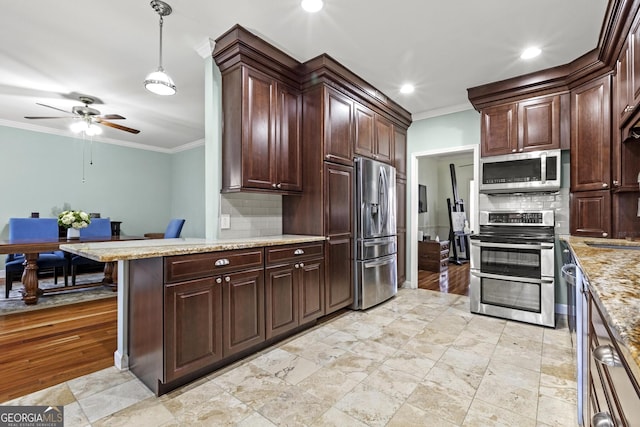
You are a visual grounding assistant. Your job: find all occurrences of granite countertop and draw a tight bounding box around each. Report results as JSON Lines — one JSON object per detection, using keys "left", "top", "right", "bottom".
{"left": 561, "top": 235, "right": 640, "bottom": 384}
{"left": 60, "top": 234, "right": 326, "bottom": 262}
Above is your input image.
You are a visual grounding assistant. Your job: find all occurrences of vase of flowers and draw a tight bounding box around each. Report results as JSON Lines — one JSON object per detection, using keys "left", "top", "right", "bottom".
{"left": 58, "top": 210, "right": 91, "bottom": 239}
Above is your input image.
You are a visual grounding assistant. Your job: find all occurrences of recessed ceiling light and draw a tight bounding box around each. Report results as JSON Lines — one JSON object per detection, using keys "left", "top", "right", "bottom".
{"left": 301, "top": 0, "right": 323, "bottom": 13}
{"left": 521, "top": 47, "right": 541, "bottom": 60}
{"left": 400, "top": 84, "right": 415, "bottom": 94}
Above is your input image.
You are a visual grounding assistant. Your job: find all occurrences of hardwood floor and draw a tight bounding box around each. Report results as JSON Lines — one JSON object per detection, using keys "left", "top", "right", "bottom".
{"left": 417, "top": 262, "right": 470, "bottom": 296}
{"left": 0, "top": 297, "right": 117, "bottom": 402}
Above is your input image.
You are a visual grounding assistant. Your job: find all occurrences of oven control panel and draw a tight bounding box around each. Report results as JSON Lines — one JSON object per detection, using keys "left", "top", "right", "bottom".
{"left": 480, "top": 210, "right": 555, "bottom": 226}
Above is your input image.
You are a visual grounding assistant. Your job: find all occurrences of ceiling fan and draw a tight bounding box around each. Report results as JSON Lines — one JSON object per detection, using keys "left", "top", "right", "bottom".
{"left": 24, "top": 96, "right": 140, "bottom": 134}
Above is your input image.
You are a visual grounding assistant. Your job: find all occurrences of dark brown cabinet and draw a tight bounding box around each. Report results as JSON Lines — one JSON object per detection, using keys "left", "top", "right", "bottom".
{"left": 481, "top": 94, "right": 563, "bottom": 157}
{"left": 324, "top": 163, "right": 354, "bottom": 312}
{"left": 164, "top": 277, "right": 223, "bottom": 383}
{"left": 570, "top": 190, "right": 611, "bottom": 238}
{"left": 222, "top": 267, "right": 265, "bottom": 356}
{"left": 219, "top": 65, "right": 301, "bottom": 194}
{"left": 265, "top": 242, "right": 324, "bottom": 339}
{"left": 354, "top": 103, "right": 392, "bottom": 163}
{"left": 393, "top": 126, "right": 407, "bottom": 179}
{"left": 570, "top": 76, "right": 612, "bottom": 192}
{"left": 324, "top": 87, "right": 354, "bottom": 166}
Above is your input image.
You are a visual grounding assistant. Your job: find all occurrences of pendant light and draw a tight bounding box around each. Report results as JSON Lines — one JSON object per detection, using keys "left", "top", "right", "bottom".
{"left": 144, "top": 0, "right": 176, "bottom": 95}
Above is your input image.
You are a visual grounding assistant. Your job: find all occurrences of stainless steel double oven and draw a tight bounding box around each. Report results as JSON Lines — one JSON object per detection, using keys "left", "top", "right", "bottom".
{"left": 470, "top": 210, "right": 556, "bottom": 327}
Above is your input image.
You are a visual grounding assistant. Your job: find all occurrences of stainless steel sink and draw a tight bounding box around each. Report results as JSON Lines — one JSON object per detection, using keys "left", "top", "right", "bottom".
{"left": 586, "top": 242, "right": 640, "bottom": 250}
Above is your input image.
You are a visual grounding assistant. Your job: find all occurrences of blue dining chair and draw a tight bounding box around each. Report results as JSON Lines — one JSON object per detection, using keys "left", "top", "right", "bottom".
{"left": 70, "top": 218, "right": 112, "bottom": 285}
{"left": 4, "top": 218, "right": 68, "bottom": 298}
{"left": 164, "top": 218, "right": 185, "bottom": 238}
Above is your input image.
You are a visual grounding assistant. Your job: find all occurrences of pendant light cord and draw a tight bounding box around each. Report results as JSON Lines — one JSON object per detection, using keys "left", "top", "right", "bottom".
{"left": 158, "top": 16, "right": 164, "bottom": 71}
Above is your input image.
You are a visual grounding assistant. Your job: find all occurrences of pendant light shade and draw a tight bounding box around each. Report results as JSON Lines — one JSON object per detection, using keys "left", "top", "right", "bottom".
{"left": 144, "top": 1, "right": 176, "bottom": 96}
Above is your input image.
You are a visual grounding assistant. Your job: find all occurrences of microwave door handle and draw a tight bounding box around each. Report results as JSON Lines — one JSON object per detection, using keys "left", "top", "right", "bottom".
{"left": 540, "top": 152, "right": 547, "bottom": 183}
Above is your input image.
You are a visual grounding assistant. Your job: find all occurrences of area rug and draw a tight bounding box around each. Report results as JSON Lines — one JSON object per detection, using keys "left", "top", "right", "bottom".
{"left": 0, "top": 273, "right": 117, "bottom": 316}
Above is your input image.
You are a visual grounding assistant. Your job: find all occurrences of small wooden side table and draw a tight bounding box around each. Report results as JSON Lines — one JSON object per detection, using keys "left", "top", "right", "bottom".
{"left": 418, "top": 240, "right": 450, "bottom": 272}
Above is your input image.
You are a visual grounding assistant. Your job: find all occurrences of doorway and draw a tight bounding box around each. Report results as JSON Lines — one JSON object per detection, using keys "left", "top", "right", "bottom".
{"left": 408, "top": 144, "right": 479, "bottom": 294}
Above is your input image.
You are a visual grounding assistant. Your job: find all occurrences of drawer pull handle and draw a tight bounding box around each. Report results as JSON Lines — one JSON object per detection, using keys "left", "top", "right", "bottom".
{"left": 592, "top": 412, "right": 614, "bottom": 427}
{"left": 215, "top": 259, "right": 230, "bottom": 267}
{"left": 294, "top": 249, "right": 305, "bottom": 255}
{"left": 593, "top": 345, "right": 622, "bottom": 367}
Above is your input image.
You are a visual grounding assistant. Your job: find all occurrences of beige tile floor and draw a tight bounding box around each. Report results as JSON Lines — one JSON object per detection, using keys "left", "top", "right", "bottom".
{"left": 2, "top": 288, "right": 578, "bottom": 426}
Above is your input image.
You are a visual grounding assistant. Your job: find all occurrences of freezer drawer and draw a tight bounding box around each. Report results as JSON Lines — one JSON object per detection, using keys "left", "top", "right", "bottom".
{"left": 356, "top": 236, "right": 397, "bottom": 260}
{"left": 354, "top": 254, "right": 397, "bottom": 310}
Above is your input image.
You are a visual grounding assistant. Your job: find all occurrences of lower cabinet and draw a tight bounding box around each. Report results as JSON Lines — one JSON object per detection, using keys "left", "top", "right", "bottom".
{"left": 570, "top": 190, "right": 611, "bottom": 237}
{"left": 265, "top": 243, "right": 325, "bottom": 339}
{"left": 586, "top": 291, "right": 640, "bottom": 424}
{"left": 129, "top": 243, "right": 325, "bottom": 396}
{"left": 325, "top": 236, "right": 353, "bottom": 313}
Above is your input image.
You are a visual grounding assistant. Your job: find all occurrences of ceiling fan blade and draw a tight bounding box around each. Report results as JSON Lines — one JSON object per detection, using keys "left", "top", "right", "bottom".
{"left": 35, "top": 102, "right": 74, "bottom": 115}
{"left": 96, "top": 114, "right": 126, "bottom": 120}
{"left": 24, "top": 116, "right": 72, "bottom": 119}
{"left": 96, "top": 119, "right": 140, "bottom": 134}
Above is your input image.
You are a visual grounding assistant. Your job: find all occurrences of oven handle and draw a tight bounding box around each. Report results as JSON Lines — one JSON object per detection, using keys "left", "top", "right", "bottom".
{"left": 470, "top": 270, "right": 554, "bottom": 284}
{"left": 471, "top": 241, "right": 554, "bottom": 250}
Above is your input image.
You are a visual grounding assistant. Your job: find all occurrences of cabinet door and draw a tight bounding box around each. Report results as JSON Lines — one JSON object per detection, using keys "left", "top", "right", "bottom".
{"left": 354, "top": 103, "right": 375, "bottom": 159}
{"left": 242, "top": 67, "right": 276, "bottom": 190}
{"left": 299, "top": 258, "right": 325, "bottom": 324}
{"left": 481, "top": 103, "right": 517, "bottom": 157}
{"left": 616, "top": 40, "right": 632, "bottom": 124}
{"left": 324, "top": 87, "right": 353, "bottom": 165}
{"left": 571, "top": 76, "right": 611, "bottom": 192}
{"left": 265, "top": 264, "right": 298, "bottom": 339}
{"left": 393, "top": 126, "right": 407, "bottom": 179}
{"left": 325, "top": 163, "right": 353, "bottom": 236}
{"left": 164, "top": 277, "right": 223, "bottom": 383}
{"left": 325, "top": 236, "right": 353, "bottom": 313}
{"left": 397, "top": 231, "right": 406, "bottom": 285}
{"left": 374, "top": 114, "right": 393, "bottom": 163}
{"left": 275, "top": 84, "right": 302, "bottom": 192}
{"left": 631, "top": 16, "right": 640, "bottom": 105}
{"left": 518, "top": 95, "right": 561, "bottom": 152}
{"left": 222, "top": 268, "right": 265, "bottom": 357}
{"left": 570, "top": 190, "right": 611, "bottom": 238}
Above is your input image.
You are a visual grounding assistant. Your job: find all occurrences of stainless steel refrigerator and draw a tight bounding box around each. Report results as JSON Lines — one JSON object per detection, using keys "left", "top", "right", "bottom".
{"left": 353, "top": 156, "right": 398, "bottom": 310}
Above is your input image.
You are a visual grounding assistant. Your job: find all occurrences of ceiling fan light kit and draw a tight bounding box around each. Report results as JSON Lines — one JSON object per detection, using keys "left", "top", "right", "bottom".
{"left": 144, "top": 0, "right": 176, "bottom": 96}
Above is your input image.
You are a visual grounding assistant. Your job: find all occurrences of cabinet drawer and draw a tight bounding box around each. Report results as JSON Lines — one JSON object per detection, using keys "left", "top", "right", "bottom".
{"left": 165, "top": 249, "right": 264, "bottom": 283}
{"left": 266, "top": 242, "right": 324, "bottom": 266}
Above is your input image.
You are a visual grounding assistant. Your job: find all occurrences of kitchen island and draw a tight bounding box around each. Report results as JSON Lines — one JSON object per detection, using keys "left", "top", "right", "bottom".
{"left": 561, "top": 236, "right": 640, "bottom": 423}
{"left": 60, "top": 235, "right": 326, "bottom": 394}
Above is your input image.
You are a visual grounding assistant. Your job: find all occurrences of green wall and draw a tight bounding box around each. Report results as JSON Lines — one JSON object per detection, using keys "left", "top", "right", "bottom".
{"left": 0, "top": 125, "right": 206, "bottom": 269}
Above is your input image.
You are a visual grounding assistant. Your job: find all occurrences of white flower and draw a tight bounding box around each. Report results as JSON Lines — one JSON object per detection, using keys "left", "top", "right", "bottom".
{"left": 57, "top": 210, "right": 91, "bottom": 229}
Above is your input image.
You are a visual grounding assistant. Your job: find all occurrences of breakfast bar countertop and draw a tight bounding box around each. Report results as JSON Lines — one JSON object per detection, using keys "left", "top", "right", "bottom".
{"left": 60, "top": 234, "right": 327, "bottom": 262}
{"left": 561, "top": 235, "right": 640, "bottom": 385}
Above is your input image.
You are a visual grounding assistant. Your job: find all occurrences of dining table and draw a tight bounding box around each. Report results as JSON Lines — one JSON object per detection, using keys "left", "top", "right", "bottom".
{"left": 0, "top": 236, "right": 143, "bottom": 305}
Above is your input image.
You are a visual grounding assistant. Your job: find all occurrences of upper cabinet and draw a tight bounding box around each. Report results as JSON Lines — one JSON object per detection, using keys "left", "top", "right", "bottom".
{"left": 323, "top": 87, "right": 354, "bottom": 166}
{"left": 480, "top": 93, "right": 566, "bottom": 157}
{"left": 393, "top": 126, "right": 407, "bottom": 179}
{"left": 354, "top": 102, "right": 393, "bottom": 163}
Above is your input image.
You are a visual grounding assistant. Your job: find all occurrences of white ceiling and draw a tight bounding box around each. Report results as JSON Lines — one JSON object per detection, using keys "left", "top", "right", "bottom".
{"left": 0, "top": 0, "right": 609, "bottom": 152}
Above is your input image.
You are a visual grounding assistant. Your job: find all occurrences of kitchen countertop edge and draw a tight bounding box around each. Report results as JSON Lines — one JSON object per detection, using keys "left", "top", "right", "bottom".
{"left": 60, "top": 235, "right": 327, "bottom": 262}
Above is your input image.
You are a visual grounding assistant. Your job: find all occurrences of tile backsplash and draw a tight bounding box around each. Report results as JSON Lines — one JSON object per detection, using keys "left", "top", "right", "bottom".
{"left": 218, "top": 193, "right": 282, "bottom": 239}
{"left": 479, "top": 188, "right": 570, "bottom": 235}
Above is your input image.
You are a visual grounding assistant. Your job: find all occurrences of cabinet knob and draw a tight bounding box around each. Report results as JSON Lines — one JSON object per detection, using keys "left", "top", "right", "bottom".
{"left": 602, "top": 182, "right": 608, "bottom": 188}
{"left": 518, "top": 148, "right": 523, "bottom": 152}
{"left": 511, "top": 149, "right": 517, "bottom": 153}
{"left": 602, "top": 232, "right": 608, "bottom": 237}
{"left": 277, "top": 183, "right": 282, "bottom": 189}
{"left": 613, "top": 180, "right": 619, "bottom": 186}
{"left": 224, "top": 276, "right": 230, "bottom": 282}
{"left": 216, "top": 277, "right": 222, "bottom": 284}
{"left": 294, "top": 249, "right": 305, "bottom": 255}
{"left": 593, "top": 344, "right": 622, "bottom": 367}
{"left": 215, "top": 258, "right": 230, "bottom": 267}
{"left": 299, "top": 262, "right": 304, "bottom": 268}
{"left": 272, "top": 183, "right": 277, "bottom": 188}
{"left": 624, "top": 105, "right": 634, "bottom": 113}
{"left": 294, "top": 263, "right": 299, "bottom": 269}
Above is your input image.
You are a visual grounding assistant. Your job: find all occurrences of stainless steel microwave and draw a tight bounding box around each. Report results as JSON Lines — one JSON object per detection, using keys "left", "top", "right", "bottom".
{"left": 479, "top": 149, "right": 561, "bottom": 194}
